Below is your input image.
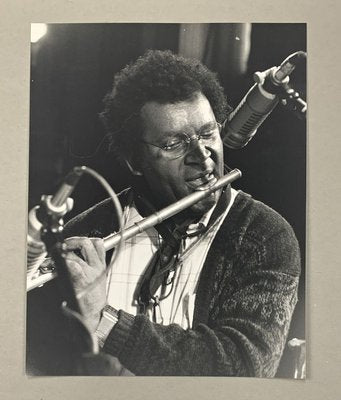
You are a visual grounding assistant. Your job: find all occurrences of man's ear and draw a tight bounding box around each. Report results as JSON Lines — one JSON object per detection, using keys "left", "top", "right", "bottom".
{"left": 124, "top": 158, "right": 143, "bottom": 176}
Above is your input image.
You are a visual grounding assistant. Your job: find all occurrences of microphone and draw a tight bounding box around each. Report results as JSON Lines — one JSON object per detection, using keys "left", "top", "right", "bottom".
{"left": 27, "top": 167, "right": 84, "bottom": 279}
{"left": 223, "top": 51, "right": 306, "bottom": 149}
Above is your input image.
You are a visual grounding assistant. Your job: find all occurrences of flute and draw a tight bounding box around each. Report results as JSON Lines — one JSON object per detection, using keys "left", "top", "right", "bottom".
{"left": 27, "top": 168, "right": 242, "bottom": 291}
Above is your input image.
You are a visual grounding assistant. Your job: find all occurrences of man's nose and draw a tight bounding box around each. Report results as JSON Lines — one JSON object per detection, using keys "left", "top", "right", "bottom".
{"left": 185, "top": 137, "right": 211, "bottom": 163}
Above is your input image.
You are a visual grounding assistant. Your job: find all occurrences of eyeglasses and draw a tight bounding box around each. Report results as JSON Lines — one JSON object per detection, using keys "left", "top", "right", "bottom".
{"left": 140, "top": 121, "right": 223, "bottom": 160}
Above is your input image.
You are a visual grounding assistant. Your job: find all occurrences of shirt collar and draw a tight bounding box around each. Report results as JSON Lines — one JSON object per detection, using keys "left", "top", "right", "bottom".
{"left": 185, "top": 203, "right": 217, "bottom": 237}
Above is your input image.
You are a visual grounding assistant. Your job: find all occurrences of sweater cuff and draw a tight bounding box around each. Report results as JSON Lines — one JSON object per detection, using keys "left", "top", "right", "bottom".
{"left": 103, "top": 310, "right": 135, "bottom": 357}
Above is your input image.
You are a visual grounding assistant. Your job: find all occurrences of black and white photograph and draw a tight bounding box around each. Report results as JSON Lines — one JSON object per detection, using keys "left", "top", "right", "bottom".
{"left": 26, "top": 23, "right": 306, "bottom": 378}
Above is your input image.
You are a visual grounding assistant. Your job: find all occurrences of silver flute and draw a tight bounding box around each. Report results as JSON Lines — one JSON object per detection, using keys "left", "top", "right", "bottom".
{"left": 27, "top": 168, "right": 242, "bottom": 291}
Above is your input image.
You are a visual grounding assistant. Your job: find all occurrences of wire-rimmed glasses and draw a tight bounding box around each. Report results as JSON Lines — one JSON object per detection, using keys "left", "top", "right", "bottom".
{"left": 140, "top": 121, "right": 223, "bottom": 160}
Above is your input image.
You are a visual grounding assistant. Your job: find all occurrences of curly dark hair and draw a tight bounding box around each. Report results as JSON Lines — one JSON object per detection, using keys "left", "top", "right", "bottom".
{"left": 100, "top": 49, "right": 232, "bottom": 165}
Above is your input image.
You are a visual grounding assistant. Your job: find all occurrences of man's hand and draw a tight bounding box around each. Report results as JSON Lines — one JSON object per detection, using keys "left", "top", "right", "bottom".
{"left": 64, "top": 237, "right": 107, "bottom": 333}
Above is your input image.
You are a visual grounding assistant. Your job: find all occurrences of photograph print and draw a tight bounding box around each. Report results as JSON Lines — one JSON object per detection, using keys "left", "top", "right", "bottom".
{"left": 26, "top": 23, "right": 306, "bottom": 378}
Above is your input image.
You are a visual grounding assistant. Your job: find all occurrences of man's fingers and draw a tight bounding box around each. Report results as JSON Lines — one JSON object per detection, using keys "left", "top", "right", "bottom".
{"left": 91, "top": 238, "right": 106, "bottom": 265}
{"left": 63, "top": 256, "right": 85, "bottom": 285}
{"left": 64, "top": 251, "right": 88, "bottom": 268}
{"left": 64, "top": 237, "right": 104, "bottom": 267}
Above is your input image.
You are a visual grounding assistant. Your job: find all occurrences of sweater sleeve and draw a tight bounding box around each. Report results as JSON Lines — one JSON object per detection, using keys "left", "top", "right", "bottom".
{"left": 102, "top": 205, "right": 301, "bottom": 376}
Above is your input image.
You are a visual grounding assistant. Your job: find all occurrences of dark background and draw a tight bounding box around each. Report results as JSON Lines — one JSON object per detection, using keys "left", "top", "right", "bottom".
{"left": 29, "top": 23, "right": 306, "bottom": 377}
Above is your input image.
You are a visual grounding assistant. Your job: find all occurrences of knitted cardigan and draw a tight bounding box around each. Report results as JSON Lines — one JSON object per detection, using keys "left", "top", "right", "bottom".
{"left": 62, "top": 190, "right": 301, "bottom": 377}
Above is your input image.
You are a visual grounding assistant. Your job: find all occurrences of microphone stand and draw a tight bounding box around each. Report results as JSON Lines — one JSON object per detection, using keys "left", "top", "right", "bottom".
{"left": 40, "top": 207, "right": 81, "bottom": 314}
{"left": 27, "top": 181, "right": 127, "bottom": 375}
{"left": 279, "top": 81, "right": 307, "bottom": 120}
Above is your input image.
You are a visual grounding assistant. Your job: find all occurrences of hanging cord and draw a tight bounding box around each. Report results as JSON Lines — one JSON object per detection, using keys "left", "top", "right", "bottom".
{"left": 71, "top": 166, "right": 124, "bottom": 300}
